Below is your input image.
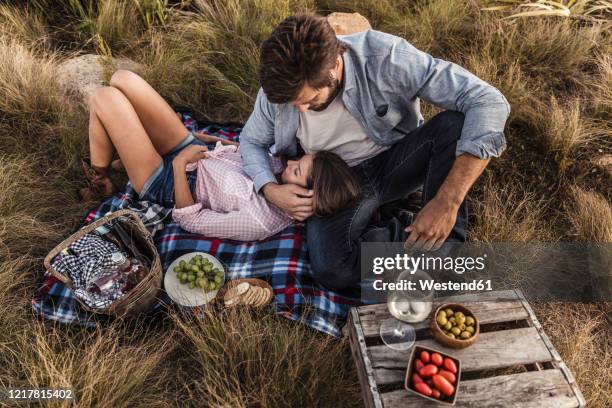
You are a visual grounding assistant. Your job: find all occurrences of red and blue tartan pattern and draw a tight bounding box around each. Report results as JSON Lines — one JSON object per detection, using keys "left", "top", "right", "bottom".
{"left": 32, "top": 121, "right": 361, "bottom": 336}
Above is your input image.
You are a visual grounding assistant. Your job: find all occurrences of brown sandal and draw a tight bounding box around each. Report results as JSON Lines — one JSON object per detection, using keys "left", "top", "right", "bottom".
{"left": 79, "top": 157, "right": 116, "bottom": 201}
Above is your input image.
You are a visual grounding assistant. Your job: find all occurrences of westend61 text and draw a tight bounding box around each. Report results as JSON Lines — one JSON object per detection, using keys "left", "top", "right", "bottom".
{"left": 372, "top": 279, "right": 493, "bottom": 292}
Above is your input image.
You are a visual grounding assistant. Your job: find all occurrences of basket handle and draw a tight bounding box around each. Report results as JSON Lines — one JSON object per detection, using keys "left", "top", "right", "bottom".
{"left": 43, "top": 209, "right": 146, "bottom": 287}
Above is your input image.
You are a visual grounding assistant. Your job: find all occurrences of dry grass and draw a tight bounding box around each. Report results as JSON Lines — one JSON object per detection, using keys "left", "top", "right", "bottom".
{"left": 0, "top": 0, "right": 609, "bottom": 407}
{"left": 533, "top": 302, "right": 612, "bottom": 408}
{"left": 568, "top": 186, "right": 612, "bottom": 242}
{"left": 173, "top": 307, "right": 360, "bottom": 407}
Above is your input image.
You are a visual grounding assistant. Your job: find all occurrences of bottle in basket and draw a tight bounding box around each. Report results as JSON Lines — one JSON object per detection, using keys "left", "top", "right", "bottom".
{"left": 88, "top": 252, "right": 146, "bottom": 295}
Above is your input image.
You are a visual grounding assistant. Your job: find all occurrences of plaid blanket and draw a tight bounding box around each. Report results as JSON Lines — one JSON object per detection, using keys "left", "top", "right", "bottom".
{"left": 32, "top": 118, "right": 361, "bottom": 337}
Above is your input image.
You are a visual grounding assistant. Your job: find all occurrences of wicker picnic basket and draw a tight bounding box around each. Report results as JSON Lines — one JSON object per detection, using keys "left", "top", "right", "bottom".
{"left": 43, "top": 209, "right": 162, "bottom": 317}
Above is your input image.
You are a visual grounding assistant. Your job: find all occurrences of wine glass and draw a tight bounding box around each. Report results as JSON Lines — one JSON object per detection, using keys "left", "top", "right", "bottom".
{"left": 379, "top": 269, "right": 434, "bottom": 351}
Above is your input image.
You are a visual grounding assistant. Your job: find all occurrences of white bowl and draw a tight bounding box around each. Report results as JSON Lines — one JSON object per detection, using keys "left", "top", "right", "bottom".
{"left": 164, "top": 252, "right": 225, "bottom": 307}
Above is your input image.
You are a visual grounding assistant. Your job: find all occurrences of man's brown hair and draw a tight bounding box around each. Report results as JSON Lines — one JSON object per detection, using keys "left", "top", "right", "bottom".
{"left": 308, "top": 151, "right": 361, "bottom": 217}
{"left": 259, "top": 13, "right": 346, "bottom": 104}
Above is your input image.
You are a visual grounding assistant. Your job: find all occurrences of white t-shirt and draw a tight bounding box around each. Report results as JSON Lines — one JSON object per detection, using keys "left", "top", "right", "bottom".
{"left": 296, "top": 91, "right": 389, "bottom": 166}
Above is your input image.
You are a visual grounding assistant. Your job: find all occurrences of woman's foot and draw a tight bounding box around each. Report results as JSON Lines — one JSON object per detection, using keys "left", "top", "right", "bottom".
{"left": 80, "top": 157, "right": 116, "bottom": 201}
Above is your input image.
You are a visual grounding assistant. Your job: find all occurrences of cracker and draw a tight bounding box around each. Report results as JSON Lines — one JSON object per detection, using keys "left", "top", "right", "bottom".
{"left": 236, "top": 282, "right": 250, "bottom": 295}
{"left": 242, "top": 287, "right": 257, "bottom": 305}
{"left": 262, "top": 287, "right": 272, "bottom": 303}
{"left": 255, "top": 287, "right": 269, "bottom": 307}
{"left": 224, "top": 286, "right": 239, "bottom": 303}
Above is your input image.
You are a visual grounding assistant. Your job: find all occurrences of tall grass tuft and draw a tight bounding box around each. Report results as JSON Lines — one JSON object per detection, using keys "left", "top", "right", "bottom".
{"left": 483, "top": 0, "right": 612, "bottom": 19}
{"left": 470, "top": 175, "right": 551, "bottom": 242}
{"left": 173, "top": 306, "right": 360, "bottom": 407}
{"left": 568, "top": 187, "right": 612, "bottom": 242}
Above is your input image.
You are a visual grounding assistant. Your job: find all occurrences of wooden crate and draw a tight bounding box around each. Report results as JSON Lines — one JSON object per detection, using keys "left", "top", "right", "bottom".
{"left": 347, "top": 289, "right": 586, "bottom": 407}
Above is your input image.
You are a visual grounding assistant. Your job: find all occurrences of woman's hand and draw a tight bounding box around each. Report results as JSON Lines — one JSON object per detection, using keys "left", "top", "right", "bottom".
{"left": 194, "top": 131, "right": 239, "bottom": 146}
{"left": 173, "top": 145, "right": 208, "bottom": 167}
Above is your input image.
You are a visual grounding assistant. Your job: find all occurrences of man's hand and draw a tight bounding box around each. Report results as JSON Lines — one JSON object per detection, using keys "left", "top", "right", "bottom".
{"left": 263, "top": 183, "right": 314, "bottom": 221}
{"left": 404, "top": 154, "right": 490, "bottom": 251}
{"left": 404, "top": 196, "right": 459, "bottom": 252}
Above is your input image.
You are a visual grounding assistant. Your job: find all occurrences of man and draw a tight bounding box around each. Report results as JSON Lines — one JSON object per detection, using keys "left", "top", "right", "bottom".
{"left": 240, "top": 14, "right": 510, "bottom": 291}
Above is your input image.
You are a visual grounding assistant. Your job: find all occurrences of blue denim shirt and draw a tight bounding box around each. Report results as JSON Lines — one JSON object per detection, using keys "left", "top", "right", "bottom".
{"left": 240, "top": 30, "right": 511, "bottom": 192}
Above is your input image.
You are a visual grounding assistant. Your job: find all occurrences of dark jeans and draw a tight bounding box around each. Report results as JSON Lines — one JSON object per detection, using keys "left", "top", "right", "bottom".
{"left": 306, "top": 110, "right": 469, "bottom": 291}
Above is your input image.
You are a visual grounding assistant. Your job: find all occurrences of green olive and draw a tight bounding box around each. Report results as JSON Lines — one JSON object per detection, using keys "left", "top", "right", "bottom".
{"left": 444, "top": 322, "right": 453, "bottom": 331}
{"left": 456, "top": 315, "right": 466, "bottom": 325}
{"left": 191, "top": 265, "right": 200, "bottom": 272}
{"left": 188, "top": 281, "right": 196, "bottom": 289}
{"left": 449, "top": 317, "right": 456, "bottom": 324}
{"left": 438, "top": 310, "right": 447, "bottom": 318}
{"left": 173, "top": 266, "right": 181, "bottom": 273}
{"left": 455, "top": 311, "right": 464, "bottom": 319}
{"left": 460, "top": 331, "right": 471, "bottom": 339}
{"left": 451, "top": 327, "right": 461, "bottom": 336}
{"left": 179, "top": 260, "right": 186, "bottom": 268}
{"left": 446, "top": 332, "right": 456, "bottom": 339}
{"left": 458, "top": 323, "right": 466, "bottom": 331}
{"left": 465, "top": 326, "right": 475, "bottom": 334}
{"left": 187, "top": 274, "right": 196, "bottom": 282}
{"left": 204, "top": 265, "right": 212, "bottom": 273}
{"left": 436, "top": 314, "right": 448, "bottom": 326}
{"left": 445, "top": 308, "right": 454, "bottom": 317}
{"left": 466, "top": 316, "right": 475, "bottom": 326}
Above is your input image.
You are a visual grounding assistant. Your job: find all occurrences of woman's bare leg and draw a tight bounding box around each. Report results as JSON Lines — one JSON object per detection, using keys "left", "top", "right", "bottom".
{"left": 108, "top": 69, "right": 190, "bottom": 155}
{"left": 88, "top": 86, "right": 162, "bottom": 193}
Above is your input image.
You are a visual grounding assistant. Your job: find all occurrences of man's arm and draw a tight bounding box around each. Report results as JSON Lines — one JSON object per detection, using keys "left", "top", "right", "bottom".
{"left": 240, "top": 88, "right": 314, "bottom": 220}
{"left": 405, "top": 155, "right": 489, "bottom": 251}
{"left": 387, "top": 37, "right": 511, "bottom": 249}
{"left": 240, "top": 88, "right": 279, "bottom": 192}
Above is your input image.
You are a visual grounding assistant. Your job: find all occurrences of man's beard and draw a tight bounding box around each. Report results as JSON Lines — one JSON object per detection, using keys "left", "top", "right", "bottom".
{"left": 309, "top": 75, "right": 342, "bottom": 112}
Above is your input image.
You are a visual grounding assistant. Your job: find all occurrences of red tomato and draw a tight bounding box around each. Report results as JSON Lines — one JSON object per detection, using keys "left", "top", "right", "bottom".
{"left": 431, "top": 388, "right": 441, "bottom": 399}
{"left": 415, "top": 359, "right": 424, "bottom": 371}
{"left": 431, "top": 352, "right": 443, "bottom": 366}
{"left": 432, "top": 375, "right": 455, "bottom": 397}
{"left": 412, "top": 373, "right": 424, "bottom": 385}
{"left": 439, "top": 370, "right": 456, "bottom": 384}
{"left": 443, "top": 357, "right": 458, "bottom": 374}
{"left": 414, "top": 382, "right": 433, "bottom": 397}
{"left": 420, "top": 351, "right": 430, "bottom": 363}
{"left": 419, "top": 364, "right": 439, "bottom": 378}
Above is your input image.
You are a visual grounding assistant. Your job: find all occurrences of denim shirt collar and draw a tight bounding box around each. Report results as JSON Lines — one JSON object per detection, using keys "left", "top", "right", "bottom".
{"left": 341, "top": 48, "right": 356, "bottom": 92}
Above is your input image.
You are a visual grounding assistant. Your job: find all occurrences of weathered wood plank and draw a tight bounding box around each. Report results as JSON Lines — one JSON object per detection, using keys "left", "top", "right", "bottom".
{"left": 358, "top": 289, "right": 520, "bottom": 317}
{"left": 369, "top": 327, "right": 553, "bottom": 386}
{"left": 358, "top": 291, "right": 529, "bottom": 338}
{"left": 381, "top": 369, "right": 580, "bottom": 408}
{"left": 348, "top": 309, "right": 381, "bottom": 408}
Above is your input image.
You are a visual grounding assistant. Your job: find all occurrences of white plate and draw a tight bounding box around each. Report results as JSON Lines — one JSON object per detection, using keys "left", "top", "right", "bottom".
{"left": 164, "top": 252, "right": 225, "bottom": 307}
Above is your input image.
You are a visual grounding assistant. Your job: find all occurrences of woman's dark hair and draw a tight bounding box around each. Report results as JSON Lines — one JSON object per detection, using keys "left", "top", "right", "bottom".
{"left": 307, "top": 151, "right": 361, "bottom": 217}
{"left": 259, "top": 13, "right": 347, "bottom": 104}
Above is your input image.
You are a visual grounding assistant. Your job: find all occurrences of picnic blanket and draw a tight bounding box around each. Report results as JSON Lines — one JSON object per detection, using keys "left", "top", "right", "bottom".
{"left": 32, "top": 115, "right": 361, "bottom": 337}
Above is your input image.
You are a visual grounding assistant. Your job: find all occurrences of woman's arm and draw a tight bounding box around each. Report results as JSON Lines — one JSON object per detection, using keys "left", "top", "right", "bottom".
{"left": 172, "top": 204, "right": 290, "bottom": 241}
{"left": 172, "top": 145, "right": 208, "bottom": 209}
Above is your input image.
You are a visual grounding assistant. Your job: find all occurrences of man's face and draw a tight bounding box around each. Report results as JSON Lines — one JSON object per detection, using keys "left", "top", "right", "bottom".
{"left": 291, "top": 56, "right": 343, "bottom": 113}
{"left": 292, "top": 77, "right": 340, "bottom": 113}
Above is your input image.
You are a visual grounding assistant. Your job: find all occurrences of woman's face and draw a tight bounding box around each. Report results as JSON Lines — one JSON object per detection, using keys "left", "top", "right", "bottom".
{"left": 281, "top": 154, "right": 314, "bottom": 188}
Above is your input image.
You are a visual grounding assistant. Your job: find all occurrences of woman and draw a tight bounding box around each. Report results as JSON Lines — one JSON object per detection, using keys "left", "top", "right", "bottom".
{"left": 81, "top": 70, "right": 360, "bottom": 241}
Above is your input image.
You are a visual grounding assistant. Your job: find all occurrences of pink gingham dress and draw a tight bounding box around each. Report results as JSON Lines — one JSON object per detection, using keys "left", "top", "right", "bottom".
{"left": 172, "top": 142, "right": 293, "bottom": 241}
